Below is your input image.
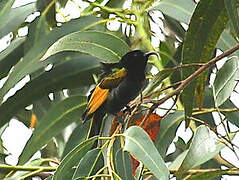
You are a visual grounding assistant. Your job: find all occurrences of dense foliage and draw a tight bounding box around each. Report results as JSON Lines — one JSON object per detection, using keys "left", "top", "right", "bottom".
{"left": 1, "top": 0, "right": 239, "bottom": 179}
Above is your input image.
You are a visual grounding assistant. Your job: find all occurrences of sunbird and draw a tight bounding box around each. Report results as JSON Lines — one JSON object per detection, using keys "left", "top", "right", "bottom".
{"left": 82, "top": 50, "right": 158, "bottom": 132}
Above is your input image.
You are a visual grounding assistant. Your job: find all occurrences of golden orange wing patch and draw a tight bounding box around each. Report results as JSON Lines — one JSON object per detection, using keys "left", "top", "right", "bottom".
{"left": 100, "top": 68, "right": 127, "bottom": 89}
{"left": 87, "top": 85, "right": 109, "bottom": 115}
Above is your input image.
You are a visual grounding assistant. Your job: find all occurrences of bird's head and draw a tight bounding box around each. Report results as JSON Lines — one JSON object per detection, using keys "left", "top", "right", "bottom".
{"left": 120, "top": 50, "right": 158, "bottom": 71}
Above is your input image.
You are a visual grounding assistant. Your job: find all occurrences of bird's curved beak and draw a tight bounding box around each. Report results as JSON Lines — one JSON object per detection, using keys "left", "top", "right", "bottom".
{"left": 146, "top": 52, "right": 159, "bottom": 59}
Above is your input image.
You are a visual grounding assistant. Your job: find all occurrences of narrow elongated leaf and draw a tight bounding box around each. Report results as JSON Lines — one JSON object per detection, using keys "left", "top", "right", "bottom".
{"left": 37, "top": 0, "right": 56, "bottom": 27}
{"left": 115, "top": 149, "right": 134, "bottom": 180}
{"left": 217, "top": 30, "right": 239, "bottom": 58}
{"left": 0, "top": 2, "right": 37, "bottom": 37}
{"left": 72, "top": 148, "right": 104, "bottom": 179}
{"left": 0, "top": 37, "right": 26, "bottom": 78}
{"left": 178, "top": 126, "right": 225, "bottom": 172}
{"left": 24, "top": 15, "right": 50, "bottom": 54}
{"left": 156, "top": 111, "right": 184, "bottom": 158}
{"left": 163, "top": 15, "right": 186, "bottom": 40}
{"left": 168, "top": 150, "right": 188, "bottom": 170}
{"left": 124, "top": 126, "right": 169, "bottom": 180}
{"left": 0, "top": 0, "right": 15, "bottom": 17}
{"left": 18, "top": 96, "right": 87, "bottom": 165}
{"left": 221, "top": 100, "right": 239, "bottom": 127}
{"left": 62, "top": 121, "right": 91, "bottom": 158}
{"left": 224, "top": 0, "right": 239, "bottom": 38}
{"left": 213, "top": 57, "right": 239, "bottom": 106}
{"left": 0, "top": 16, "right": 103, "bottom": 102}
{"left": 151, "top": 0, "right": 196, "bottom": 24}
{"left": 53, "top": 137, "right": 98, "bottom": 180}
{"left": 187, "top": 169, "right": 231, "bottom": 180}
{"left": 181, "top": 0, "right": 228, "bottom": 124}
{"left": 40, "top": 30, "right": 129, "bottom": 62}
{"left": 0, "top": 56, "right": 100, "bottom": 126}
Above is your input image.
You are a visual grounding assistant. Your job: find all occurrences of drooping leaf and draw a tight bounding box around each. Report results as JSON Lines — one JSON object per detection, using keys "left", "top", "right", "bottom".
{"left": 156, "top": 111, "right": 184, "bottom": 159}
{"left": 178, "top": 126, "right": 225, "bottom": 173}
{"left": 124, "top": 126, "right": 169, "bottom": 180}
{"left": 163, "top": 15, "right": 186, "bottom": 40}
{"left": 53, "top": 137, "right": 98, "bottom": 180}
{"left": 224, "top": 0, "right": 239, "bottom": 38}
{"left": 0, "top": 37, "right": 26, "bottom": 78}
{"left": 221, "top": 100, "right": 239, "bottom": 128}
{"left": 0, "top": 55, "right": 100, "bottom": 126}
{"left": 115, "top": 149, "right": 134, "bottom": 180}
{"left": 37, "top": 0, "right": 56, "bottom": 27}
{"left": 0, "top": 16, "right": 103, "bottom": 103}
{"left": 24, "top": 15, "right": 50, "bottom": 54}
{"left": 185, "top": 169, "right": 227, "bottom": 180}
{"left": 194, "top": 87, "right": 215, "bottom": 127}
{"left": 213, "top": 57, "right": 239, "bottom": 107}
{"left": 72, "top": 148, "right": 104, "bottom": 179}
{"left": 40, "top": 30, "right": 130, "bottom": 62}
{"left": 62, "top": 121, "right": 91, "bottom": 158}
{"left": 168, "top": 150, "right": 188, "bottom": 171}
{"left": 217, "top": 30, "right": 239, "bottom": 57}
{"left": 18, "top": 95, "right": 87, "bottom": 165}
{"left": 181, "top": 0, "right": 228, "bottom": 124}
{"left": 150, "top": 0, "right": 196, "bottom": 24}
{"left": 0, "top": 2, "right": 37, "bottom": 37}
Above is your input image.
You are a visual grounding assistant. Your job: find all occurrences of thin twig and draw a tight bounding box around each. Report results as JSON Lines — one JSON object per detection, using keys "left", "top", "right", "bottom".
{"left": 140, "top": 43, "right": 239, "bottom": 125}
{"left": 151, "top": 43, "right": 239, "bottom": 112}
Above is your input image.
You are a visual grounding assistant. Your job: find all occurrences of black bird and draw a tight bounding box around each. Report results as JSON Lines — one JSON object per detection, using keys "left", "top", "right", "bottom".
{"left": 82, "top": 50, "right": 158, "bottom": 134}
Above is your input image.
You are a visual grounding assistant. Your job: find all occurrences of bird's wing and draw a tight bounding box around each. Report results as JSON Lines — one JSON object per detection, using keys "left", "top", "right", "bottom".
{"left": 82, "top": 85, "right": 109, "bottom": 122}
{"left": 100, "top": 68, "right": 127, "bottom": 89}
{"left": 82, "top": 68, "right": 127, "bottom": 122}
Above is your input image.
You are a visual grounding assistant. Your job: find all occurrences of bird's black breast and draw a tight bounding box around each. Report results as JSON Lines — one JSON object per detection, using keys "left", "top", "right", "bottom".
{"left": 104, "top": 78, "right": 144, "bottom": 114}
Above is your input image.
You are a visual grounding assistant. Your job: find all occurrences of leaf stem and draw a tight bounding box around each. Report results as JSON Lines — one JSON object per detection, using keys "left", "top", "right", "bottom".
{"left": 170, "top": 168, "right": 239, "bottom": 176}
{"left": 0, "top": 164, "right": 56, "bottom": 171}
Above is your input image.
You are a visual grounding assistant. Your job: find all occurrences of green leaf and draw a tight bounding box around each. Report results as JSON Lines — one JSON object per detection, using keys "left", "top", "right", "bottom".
{"left": 37, "top": 0, "right": 56, "bottom": 27}
{"left": 151, "top": 0, "right": 196, "bottom": 24}
{"left": 186, "top": 169, "right": 226, "bottom": 180}
{"left": 72, "top": 148, "right": 104, "bottom": 179}
{"left": 178, "top": 126, "right": 225, "bottom": 172}
{"left": 40, "top": 30, "right": 130, "bottom": 62}
{"left": 0, "top": 0, "right": 15, "bottom": 17}
{"left": 0, "top": 2, "right": 37, "bottom": 37}
{"left": 115, "top": 149, "right": 134, "bottom": 180}
{"left": 0, "top": 56, "right": 100, "bottom": 126}
{"left": 156, "top": 111, "right": 184, "bottom": 159}
{"left": 194, "top": 87, "right": 215, "bottom": 127}
{"left": 18, "top": 95, "right": 87, "bottom": 165}
{"left": 0, "top": 16, "right": 103, "bottom": 103}
{"left": 53, "top": 137, "right": 98, "bottom": 180}
{"left": 168, "top": 150, "right": 188, "bottom": 170}
{"left": 24, "top": 15, "right": 50, "bottom": 54}
{"left": 213, "top": 57, "right": 239, "bottom": 107}
{"left": 181, "top": 0, "right": 228, "bottom": 124}
{"left": 224, "top": 0, "right": 239, "bottom": 38}
{"left": 62, "top": 121, "right": 91, "bottom": 158}
{"left": 124, "top": 126, "right": 169, "bottom": 180}
{"left": 0, "top": 37, "right": 25, "bottom": 78}
{"left": 217, "top": 30, "right": 239, "bottom": 57}
{"left": 221, "top": 100, "right": 239, "bottom": 127}
{"left": 163, "top": 15, "right": 186, "bottom": 40}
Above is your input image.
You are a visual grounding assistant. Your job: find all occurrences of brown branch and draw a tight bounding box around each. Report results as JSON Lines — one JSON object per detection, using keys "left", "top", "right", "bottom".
{"left": 140, "top": 43, "right": 239, "bottom": 124}
{"left": 151, "top": 43, "right": 239, "bottom": 111}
